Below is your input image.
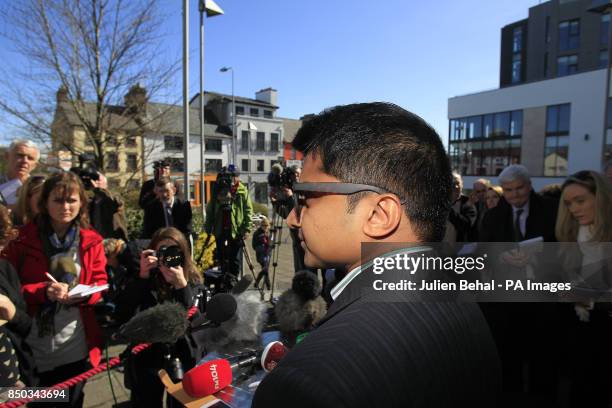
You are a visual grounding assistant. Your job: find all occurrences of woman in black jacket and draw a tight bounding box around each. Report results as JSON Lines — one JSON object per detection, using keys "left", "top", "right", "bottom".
{"left": 0, "top": 204, "right": 36, "bottom": 388}
{"left": 114, "top": 227, "right": 203, "bottom": 408}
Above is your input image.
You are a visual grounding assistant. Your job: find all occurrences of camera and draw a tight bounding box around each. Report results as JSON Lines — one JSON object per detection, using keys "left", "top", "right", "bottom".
{"left": 214, "top": 165, "right": 239, "bottom": 206}
{"left": 70, "top": 153, "right": 100, "bottom": 190}
{"left": 156, "top": 245, "right": 184, "bottom": 268}
{"left": 268, "top": 165, "right": 297, "bottom": 190}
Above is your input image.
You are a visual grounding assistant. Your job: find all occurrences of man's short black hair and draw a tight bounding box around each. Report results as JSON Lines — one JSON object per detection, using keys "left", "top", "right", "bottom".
{"left": 292, "top": 102, "right": 452, "bottom": 242}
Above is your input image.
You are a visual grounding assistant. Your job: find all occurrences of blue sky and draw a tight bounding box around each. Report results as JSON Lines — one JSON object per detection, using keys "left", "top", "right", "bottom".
{"left": 0, "top": 0, "right": 540, "bottom": 145}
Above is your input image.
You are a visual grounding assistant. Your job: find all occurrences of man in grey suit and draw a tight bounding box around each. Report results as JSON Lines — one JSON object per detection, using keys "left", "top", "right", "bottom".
{"left": 252, "top": 103, "right": 501, "bottom": 408}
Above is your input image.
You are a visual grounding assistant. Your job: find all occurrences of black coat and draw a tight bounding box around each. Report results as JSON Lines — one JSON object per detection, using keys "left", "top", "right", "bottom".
{"left": 138, "top": 179, "right": 157, "bottom": 210}
{"left": 252, "top": 254, "right": 501, "bottom": 408}
{"left": 0, "top": 259, "right": 36, "bottom": 386}
{"left": 480, "top": 191, "right": 558, "bottom": 243}
{"left": 142, "top": 198, "right": 193, "bottom": 240}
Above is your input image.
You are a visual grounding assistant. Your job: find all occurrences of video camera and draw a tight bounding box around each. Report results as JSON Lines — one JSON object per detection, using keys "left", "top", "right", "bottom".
{"left": 70, "top": 153, "right": 99, "bottom": 190}
{"left": 214, "top": 164, "right": 239, "bottom": 206}
{"left": 268, "top": 164, "right": 297, "bottom": 191}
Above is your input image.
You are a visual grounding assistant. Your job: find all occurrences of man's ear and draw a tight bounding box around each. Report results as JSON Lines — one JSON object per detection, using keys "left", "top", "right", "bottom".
{"left": 362, "top": 195, "right": 402, "bottom": 239}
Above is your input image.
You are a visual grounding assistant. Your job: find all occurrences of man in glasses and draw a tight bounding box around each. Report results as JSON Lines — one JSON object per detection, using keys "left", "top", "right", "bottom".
{"left": 253, "top": 103, "right": 500, "bottom": 407}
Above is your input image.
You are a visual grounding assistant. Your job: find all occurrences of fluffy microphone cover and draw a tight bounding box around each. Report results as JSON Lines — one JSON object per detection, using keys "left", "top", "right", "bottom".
{"left": 193, "top": 291, "right": 267, "bottom": 354}
{"left": 119, "top": 302, "right": 188, "bottom": 344}
{"left": 275, "top": 271, "right": 327, "bottom": 343}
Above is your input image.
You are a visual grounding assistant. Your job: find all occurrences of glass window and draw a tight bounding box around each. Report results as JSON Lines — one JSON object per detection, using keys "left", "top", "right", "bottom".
{"left": 250, "top": 108, "right": 259, "bottom": 117}
{"left": 106, "top": 134, "right": 118, "bottom": 146}
{"left": 483, "top": 114, "right": 494, "bottom": 138}
{"left": 263, "top": 110, "right": 273, "bottom": 118}
{"left": 241, "top": 159, "right": 249, "bottom": 172}
{"left": 168, "top": 158, "right": 184, "bottom": 172}
{"left": 557, "top": 55, "right": 578, "bottom": 77}
{"left": 510, "top": 110, "right": 523, "bottom": 136}
{"left": 164, "top": 135, "right": 183, "bottom": 151}
{"left": 257, "top": 160, "right": 264, "bottom": 172}
{"left": 205, "top": 159, "right": 222, "bottom": 172}
{"left": 126, "top": 136, "right": 137, "bottom": 147}
{"left": 241, "top": 130, "right": 249, "bottom": 151}
{"left": 127, "top": 180, "right": 140, "bottom": 189}
{"left": 205, "top": 138, "right": 222, "bottom": 152}
{"left": 256, "top": 132, "right": 265, "bottom": 150}
{"left": 558, "top": 19, "right": 580, "bottom": 51}
{"left": 127, "top": 154, "right": 137, "bottom": 171}
{"left": 512, "top": 27, "right": 522, "bottom": 53}
{"left": 106, "top": 153, "right": 118, "bottom": 172}
{"left": 235, "top": 106, "right": 244, "bottom": 115}
{"left": 512, "top": 54, "right": 522, "bottom": 84}
{"left": 602, "top": 14, "right": 610, "bottom": 46}
{"left": 270, "top": 133, "right": 279, "bottom": 151}
{"left": 493, "top": 112, "right": 510, "bottom": 137}
{"left": 467, "top": 116, "right": 482, "bottom": 139}
{"left": 600, "top": 50, "right": 609, "bottom": 69}
{"left": 544, "top": 104, "right": 570, "bottom": 176}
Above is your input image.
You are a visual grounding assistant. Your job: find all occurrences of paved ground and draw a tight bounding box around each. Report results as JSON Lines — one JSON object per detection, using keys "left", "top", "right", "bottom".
{"left": 82, "top": 224, "right": 297, "bottom": 407}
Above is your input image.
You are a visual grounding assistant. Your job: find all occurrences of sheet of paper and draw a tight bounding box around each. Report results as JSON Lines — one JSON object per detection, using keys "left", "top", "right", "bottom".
{"left": 68, "top": 283, "right": 108, "bottom": 298}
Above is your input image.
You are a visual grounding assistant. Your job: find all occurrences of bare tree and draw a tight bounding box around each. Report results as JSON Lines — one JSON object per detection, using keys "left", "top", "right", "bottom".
{"left": 0, "top": 0, "right": 180, "bottom": 172}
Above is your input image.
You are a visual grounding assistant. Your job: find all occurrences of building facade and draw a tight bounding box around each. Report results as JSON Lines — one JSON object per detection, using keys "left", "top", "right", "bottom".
{"left": 449, "top": 0, "right": 611, "bottom": 190}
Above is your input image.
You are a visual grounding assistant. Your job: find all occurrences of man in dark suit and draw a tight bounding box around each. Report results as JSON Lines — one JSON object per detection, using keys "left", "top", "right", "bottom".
{"left": 479, "top": 164, "right": 559, "bottom": 406}
{"left": 142, "top": 176, "right": 192, "bottom": 240}
{"left": 252, "top": 103, "right": 500, "bottom": 408}
{"left": 139, "top": 159, "right": 171, "bottom": 209}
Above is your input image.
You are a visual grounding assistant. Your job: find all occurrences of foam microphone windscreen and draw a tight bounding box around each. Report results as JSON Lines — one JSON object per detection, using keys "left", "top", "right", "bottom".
{"left": 207, "top": 293, "right": 237, "bottom": 324}
{"left": 231, "top": 275, "right": 253, "bottom": 295}
{"left": 119, "top": 302, "right": 188, "bottom": 344}
{"left": 182, "top": 359, "right": 233, "bottom": 398}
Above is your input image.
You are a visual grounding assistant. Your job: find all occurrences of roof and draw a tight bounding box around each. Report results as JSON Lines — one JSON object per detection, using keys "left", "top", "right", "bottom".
{"left": 191, "top": 91, "right": 279, "bottom": 109}
{"left": 280, "top": 117, "right": 302, "bottom": 144}
{"left": 56, "top": 100, "right": 231, "bottom": 138}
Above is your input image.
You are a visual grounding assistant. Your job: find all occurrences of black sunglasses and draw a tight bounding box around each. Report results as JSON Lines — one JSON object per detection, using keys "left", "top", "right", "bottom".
{"left": 291, "top": 182, "right": 404, "bottom": 219}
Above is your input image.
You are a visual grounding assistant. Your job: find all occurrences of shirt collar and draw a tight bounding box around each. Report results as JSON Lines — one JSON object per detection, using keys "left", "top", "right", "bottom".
{"left": 330, "top": 245, "right": 432, "bottom": 301}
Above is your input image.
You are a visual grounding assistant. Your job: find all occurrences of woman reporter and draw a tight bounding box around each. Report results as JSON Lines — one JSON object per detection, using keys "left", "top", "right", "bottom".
{"left": 115, "top": 227, "right": 203, "bottom": 408}
{"left": 2, "top": 171, "right": 107, "bottom": 407}
{"left": 555, "top": 170, "right": 612, "bottom": 407}
{"left": 485, "top": 185, "right": 503, "bottom": 210}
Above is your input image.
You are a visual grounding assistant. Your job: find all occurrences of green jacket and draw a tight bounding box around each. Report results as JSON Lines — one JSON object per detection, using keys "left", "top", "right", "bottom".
{"left": 204, "top": 182, "right": 253, "bottom": 239}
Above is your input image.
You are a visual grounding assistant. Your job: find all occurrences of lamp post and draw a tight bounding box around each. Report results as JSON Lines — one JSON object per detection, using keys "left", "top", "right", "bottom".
{"left": 196, "top": 0, "right": 224, "bottom": 214}
{"left": 589, "top": 0, "right": 612, "bottom": 166}
{"left": 220, "top": 66, "right": 236, "bottom": 166}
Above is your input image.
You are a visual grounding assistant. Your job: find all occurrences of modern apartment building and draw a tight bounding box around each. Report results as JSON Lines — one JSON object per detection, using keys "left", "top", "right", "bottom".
{"left": 448, "top": 0, "right": 611, "bottom": 190}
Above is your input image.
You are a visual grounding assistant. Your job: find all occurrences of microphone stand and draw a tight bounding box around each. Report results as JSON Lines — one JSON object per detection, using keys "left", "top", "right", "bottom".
{"left": 241, "top": 236, "right": 265, "bottom": 300}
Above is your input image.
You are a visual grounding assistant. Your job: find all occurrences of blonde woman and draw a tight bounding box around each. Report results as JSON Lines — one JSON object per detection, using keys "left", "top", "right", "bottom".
{"left": 13, "top": 175, "right": 45, "bottom": 226}
{"left": 556, "top": 170, "right": 612, "bottom": 407}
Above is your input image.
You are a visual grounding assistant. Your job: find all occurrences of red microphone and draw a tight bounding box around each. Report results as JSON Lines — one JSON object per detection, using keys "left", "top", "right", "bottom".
{"left": 182, "top": 359, "right": 233, "bottom": 398}
{"left": 261, "top": 341, "right": 288, "bottom": 372}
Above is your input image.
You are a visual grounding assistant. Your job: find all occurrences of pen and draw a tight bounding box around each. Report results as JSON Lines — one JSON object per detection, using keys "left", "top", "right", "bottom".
{"left": 45, "top": 272, "right": 59, "bottom": 283}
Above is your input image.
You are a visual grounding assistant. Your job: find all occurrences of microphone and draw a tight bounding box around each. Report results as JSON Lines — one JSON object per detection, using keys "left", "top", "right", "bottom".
{"left": 181, "top": 341, "right": 287, "bottom": 398}
{"left": 182, "top": 359, "right": 233, "bottom": 398}
{"left": 118, "top": 302, "right": 188, "bottom": 344}
{"left": 189, "top": 293, "right": 237, "bottom": 333}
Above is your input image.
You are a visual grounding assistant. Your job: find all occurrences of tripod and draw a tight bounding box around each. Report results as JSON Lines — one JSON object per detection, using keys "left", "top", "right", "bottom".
{"left": 267, "top": 204, "right": 286, "bottom": 303}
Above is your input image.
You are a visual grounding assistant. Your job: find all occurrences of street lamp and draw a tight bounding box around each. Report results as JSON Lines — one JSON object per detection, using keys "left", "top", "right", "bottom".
{"left": 589, "top": 0, "right": 612, "bottom": 167}
{"left": 195, "top": 0, "right": 224, "bottom": 215}
{"left": 219, "top": 66, "right": 236, "bottom": 166}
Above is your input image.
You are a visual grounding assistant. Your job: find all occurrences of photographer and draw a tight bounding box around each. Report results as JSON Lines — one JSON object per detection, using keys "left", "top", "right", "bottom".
{"left": 268, "top": 164, "right": 308, "bottom": 273}
{"left": 88, "top": 172, "right": 128, "bottom": 241}
{"left": 139, "top": 160, "right": 171, "bottom": 209}
{"left": 204, "top": 166, "right": 253, "bottom": 289}
{"left": 114, "top": 227, "right": 202, "bottom": 408}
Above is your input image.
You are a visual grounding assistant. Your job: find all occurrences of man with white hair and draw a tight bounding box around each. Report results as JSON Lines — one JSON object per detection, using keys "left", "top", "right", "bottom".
{"left": 479, "top": 164, "right": 558, "bottom": 403}
{"left": 481, "top": 164, "right": 557, "bottom": 243}
{"left": 0, "top": 139, "right": 40, "bottom": 206}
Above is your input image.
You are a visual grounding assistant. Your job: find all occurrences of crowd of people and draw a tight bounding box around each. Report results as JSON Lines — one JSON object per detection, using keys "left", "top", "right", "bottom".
{"left": 0, "top": 108, "right": 611, "bottom": 408}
